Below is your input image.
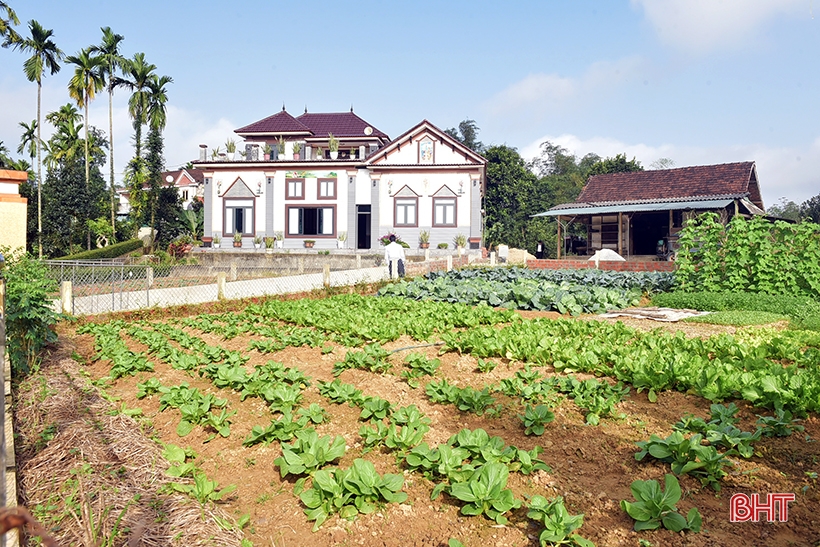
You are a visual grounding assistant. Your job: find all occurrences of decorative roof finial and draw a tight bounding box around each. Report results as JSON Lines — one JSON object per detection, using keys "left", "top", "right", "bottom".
{"left": 304, "top": 105, "right": 308, "bottom": 114}
{"left": 282, "top": 103, "right": 286, "bottom": 111}
{"left": 350, "top": 104, "right": 354, "bottom": 112}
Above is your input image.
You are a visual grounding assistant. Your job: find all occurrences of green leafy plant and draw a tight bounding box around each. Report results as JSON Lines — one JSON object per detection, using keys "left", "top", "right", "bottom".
{"left": 520, "top": 404, "right": 555, "bottom": 436}
{"left": 620, "top": 474, "right": 702, "bottom": 533}
{"left": 333, "top": 344, "right": 392, "bottom": 376}
{"left": 171, "top": 473, "right": 237, "bottom": 505}
{"left": 757, "top": 408, "right": 805, "bottom": 437}
{"left": 448, "top": 462, "right": 521, "bottom": 524}
{"left": 274, "top": 429, "right": 346, "bottom": 478}
{"left": 526, "top": 495, "right": 594, "bottom": 547}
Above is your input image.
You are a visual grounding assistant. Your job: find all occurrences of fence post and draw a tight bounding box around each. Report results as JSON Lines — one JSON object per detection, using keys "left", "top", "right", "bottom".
{"left": 446, "top": 255, "right": 453, "bottom": 272}
{"left": 147, "top": 266, "right": 154, "bottom": 288}
{"left": 389, "top": 259, "right": 398, "bottom": 279}
{"left": 490, "top": 252, "right": 496, "bottom": 266}
{"left": 217, "top": 272, "right": 227, "bottom": 300}
{"left": 61, "top": 281, "right": 73, "bottom": 315}
{"left": 355, "top": 254, "right": 361, "bottom": 269}
{"left": 230, "top": 262, "right": 237, "bottom": 281}
{"left": 323, "top": 264, "right": 331, "bottom": 287}
{"left": 298, "top": 257, "right": 304, "bottom": 274}
{"left": 424, "top": 248, "right": 430, "bottom": 262}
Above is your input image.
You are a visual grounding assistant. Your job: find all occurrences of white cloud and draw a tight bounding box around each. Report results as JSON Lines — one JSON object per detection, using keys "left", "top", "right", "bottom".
{"left": 485, "top": 56, "right": 646, "bottom": 128}
{"left": 631, "top": 0, "right": 806, "bottom": 54}
{"left": 521, "top": 133, "right": 820, "bottom": 207}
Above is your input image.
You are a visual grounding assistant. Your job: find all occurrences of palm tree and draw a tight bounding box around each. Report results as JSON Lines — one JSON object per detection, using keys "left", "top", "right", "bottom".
{"left": 9, "top": 20, "right": 63, "bottom": 258}
{"left": 45, "top": 103, "right": 81, "bottom": 126}
{"left": 67, "top": 47, "right": 104, "bottom": 249}
{"left": 0, "top": 1, "right": 20, "bottom": 45}
{"left": 145, "top": 73, "right": 173, "bottom": 244}
{"left": 17, "top": 119, "right": 38, "bottom": 161}
{"left": 122, "top": 52, "right": 156, "bottom": 159}
{"left": 89, "top": 27, "right": 126, "bottom": 239}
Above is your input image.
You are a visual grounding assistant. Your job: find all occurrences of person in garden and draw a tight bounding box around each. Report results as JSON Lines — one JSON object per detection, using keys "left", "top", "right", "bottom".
{"left": 384, "top": 234, "right": 406, "bottom": 278}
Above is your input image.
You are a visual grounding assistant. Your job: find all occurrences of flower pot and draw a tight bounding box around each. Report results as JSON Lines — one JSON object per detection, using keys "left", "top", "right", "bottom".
{"left": 265, "top": 248, "right": 274, "bottom": 254}
{"left": 337, "top": 240, "right": 345, "bottom": 249}
{"left": 420, "top": 242, "right": 430, "bottom": 249}
{"left": 275, "top": 240, "right": 283, "bottom": 249}
{"left": 213, "top": 242, "right": 221, "bottom": 249}
{"left": 330, "top": 151, "right": 338, "bottom": 160}
{"left": 228, "top": 152, "right": 236, "bottom": 161}
{"left": 293, "top": 153, "right": 300, "bottom": 160}
{"left": 233, "top": 241, "right": 242, "bottom": 248}
{"left": 304, "top": 241, "right": 315, "bottom": 248}
{"left": 254, "top": 243, "right": 262, "bottom": 250}
{"left": 263, "top": 153, "right": 270, "bottom": 161}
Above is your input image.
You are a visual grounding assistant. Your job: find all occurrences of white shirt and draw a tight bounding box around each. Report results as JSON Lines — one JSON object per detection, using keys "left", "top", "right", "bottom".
{"left": 384, "top": 241, "right": 406, "bottom": 263}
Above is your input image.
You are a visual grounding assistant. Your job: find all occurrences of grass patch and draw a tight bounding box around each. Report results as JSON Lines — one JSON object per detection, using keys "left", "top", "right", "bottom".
{"left": 682, "top": 311, "right": 789, "bottom": 326}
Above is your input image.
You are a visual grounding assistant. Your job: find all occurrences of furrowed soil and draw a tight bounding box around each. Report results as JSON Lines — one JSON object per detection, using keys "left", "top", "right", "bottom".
{"left": 13, "top": 303, "right": 820, "bottom": 547}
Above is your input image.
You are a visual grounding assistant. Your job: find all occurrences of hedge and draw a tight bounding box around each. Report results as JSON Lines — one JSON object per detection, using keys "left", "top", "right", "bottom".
{"left": 55, "top": 238, "right": 144, "bottom": 261}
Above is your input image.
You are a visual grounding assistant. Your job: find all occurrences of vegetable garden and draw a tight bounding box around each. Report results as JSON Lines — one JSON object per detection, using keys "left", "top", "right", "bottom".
{"left": 13, "top": 263, "right": 820, "bottom": 546}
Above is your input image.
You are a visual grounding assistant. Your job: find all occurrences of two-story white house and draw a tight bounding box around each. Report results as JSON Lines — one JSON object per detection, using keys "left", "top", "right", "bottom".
{"left": 192, "top": 108, "right": 486, "bottom": 250}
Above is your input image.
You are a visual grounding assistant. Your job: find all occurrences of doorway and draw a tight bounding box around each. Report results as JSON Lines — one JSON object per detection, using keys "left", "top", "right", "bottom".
{"left": 631, "top": 212, "right": 668, "bottom": 255}
{"left": 357, "top": 205, "right": 371, "bottom": 249}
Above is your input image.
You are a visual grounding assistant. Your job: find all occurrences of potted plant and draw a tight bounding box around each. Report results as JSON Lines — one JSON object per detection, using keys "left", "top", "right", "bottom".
{"left": 315, "top": 146, "right": 323, "bottom": 160}
{"left": 328, "top": 133, "right": 339, "bottom": 159}
{"left": 264, "top": 236, "right": 275, "bottom": 253}
{"left": 304, "top": 239, "right": 315, "bottom": 248}
{"left": 253, "top": 235, "right": 263, "bottom": 249}
{"left": 263, "top": 143, "right": 272, "bottom": 160}
{"left": 337, "top": 231, "right": 347, "bottom": 249}
{"left": 274, "top": 230, "right": 284, "bottom": 248}
{"left": 210, "top": 146, "right": 221, "bottom": 161}
{"left": 213, "top": 233, "right": 221, "bottom": 248}
{"left": 437, "top": 242, "right": 448, "bottom": 249}
{"left": 292, "top": 142, "right": 302, "bottom": 160}
{"left": 233, "top": 232, "right": 243, "bottom": 248}
{"left": 349, "top": 148, "right": 357, "bottom": 161}
{"left": 454, "top": 233, "right": 467, "bottom": 254}
{"left": 419, "top": 230, "right": 430, "bottom": 249}
{"left": 225, "top": 138, "right": 237, "bottom": 161}
{"left": 277, "top": 136, "right": 286, "bottom": 159}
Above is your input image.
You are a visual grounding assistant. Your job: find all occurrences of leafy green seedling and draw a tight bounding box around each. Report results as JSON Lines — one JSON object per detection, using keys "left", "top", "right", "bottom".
{"left": 448, "top": 462, "right": 521, "bottom": 524}
{"left": 526, "top": 495, "right": 594, "bottom": 547}
{"left": 520, "top": 404, "right": 555, "bottom": 436}
{"left": 620, "top": 474, "right": 702, "bottom": 533}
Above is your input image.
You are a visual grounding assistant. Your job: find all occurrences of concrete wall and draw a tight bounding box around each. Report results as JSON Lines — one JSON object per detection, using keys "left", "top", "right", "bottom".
{"left": 527, "top": 259, "right": 676, "bottom": 272}
{"left": 0, "top": 169, "right": 28, "bottom": 253}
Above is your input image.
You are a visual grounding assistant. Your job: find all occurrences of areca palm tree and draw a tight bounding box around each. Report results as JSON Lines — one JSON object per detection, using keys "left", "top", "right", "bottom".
{"left": 145, "top": 73, "right": 173, "bottom": 239}
{"left": 0, "top": 1, "right": 20, "bottom": 45}
{"left": 67, "top": 47, "right": 105, "bottom": 249}
{"left": 122, "top": 52, "right": 156, "bottom": 159}
{"left": 45, "top": 103, "right": 81, "bottom": 126}
{"left": 17, "top": 119, "right": 38, "bottom": 161}
{"left": 89, "top": 27, "right": 126, "bottom": 239}
{"left": 9, "top": 20, "right": 63, "bottom": 258}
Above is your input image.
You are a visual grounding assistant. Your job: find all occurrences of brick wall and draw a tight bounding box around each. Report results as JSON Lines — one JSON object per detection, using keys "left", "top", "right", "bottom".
{"left": 526, "top": 259, "right": 675, "bottom": 272}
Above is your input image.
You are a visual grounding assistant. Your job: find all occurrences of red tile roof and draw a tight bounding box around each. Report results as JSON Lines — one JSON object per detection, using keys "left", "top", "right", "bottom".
{"left": 161, "top": 168, "right": 204, "bottom": 186}
{"left": 235, "top": 109, "right": 312, "bottom": 134}
{"left": 577, "top": 161, "right": 762, "bottom": 207}
{"left": 235, "top": 109, "right": 388, "bottom": 139}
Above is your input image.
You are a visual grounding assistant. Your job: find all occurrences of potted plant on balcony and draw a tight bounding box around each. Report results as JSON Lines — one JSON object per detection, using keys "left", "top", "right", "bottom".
{"left": 277, "top": 136, "right": 286, "bottom": 159}
{"left": 304, "top": 239, "right": 315, "bottom": 248}
{"left": 263, "top": 143, "right": 272, "bottom": 160}
{"left": 337, "top": 231, "right": 347, "bottom": 249}
{"left": 210, "top": 146, "right": 221, "bottom": 161}
{"left": 225, "top": 138, "right": 237, "bottom": 161}
{"left": 419, "top": 230, "right": 430, "bottom": 249}
{"left": 315, "top": 146, "right": 323, "bottom": 160}
{"left": 274, "top": 231, "right": 284, "bottom": 248}
{"left": 292, "top": 142, "right": 302, "bottom": 161}
{"left": 253, "top": 235, "right": 263, "bottom": 249}
{"left": 328, "top": 133, "right": 339, "bottom": 160}
{"left": 233, "top": 232, "right": 243, "bottom": 248}
{"left": 213, "top": 233, "right": 221, "bottom": 248}
{"left": 349, "top": 148, "right": 357, "bottom": 161}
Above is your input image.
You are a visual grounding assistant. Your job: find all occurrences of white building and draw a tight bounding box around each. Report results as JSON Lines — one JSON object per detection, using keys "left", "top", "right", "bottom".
{"left": 192, "top": 109, "right": 486, "bottom": 250}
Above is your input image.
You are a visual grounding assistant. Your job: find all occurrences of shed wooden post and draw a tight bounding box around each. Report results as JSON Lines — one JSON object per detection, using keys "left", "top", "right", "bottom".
{"left": 668, "top": 210, "right": 673, "bottom": 238}
{"left": 556, "top": 216, "right": 562, "bottom": 259}
{"left": 617, "top": 212, "right": 623, "bottom": 256}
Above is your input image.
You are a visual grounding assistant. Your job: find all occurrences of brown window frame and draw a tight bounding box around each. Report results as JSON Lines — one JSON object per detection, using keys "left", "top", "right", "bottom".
{"left": 394, "top": 196, "right": 419, "bottom": 227}
{"left": 317, "top": 177, "right": 337, "bottom": 200}
{"left": 286, "top": 177, "right": 305, "bottom": 200}
{"left": 432, "top": 197, "right": 457, "bottom": 227}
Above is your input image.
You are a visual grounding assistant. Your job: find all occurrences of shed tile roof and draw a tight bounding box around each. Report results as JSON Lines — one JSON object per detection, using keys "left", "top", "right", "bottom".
{"left": 578, "top": 161, "right": 759, "bottom": 205}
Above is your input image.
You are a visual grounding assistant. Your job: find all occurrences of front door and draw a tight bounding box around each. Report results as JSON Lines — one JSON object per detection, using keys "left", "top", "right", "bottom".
{"left": 357, "top": 205, "right": 371, "bottom": 249}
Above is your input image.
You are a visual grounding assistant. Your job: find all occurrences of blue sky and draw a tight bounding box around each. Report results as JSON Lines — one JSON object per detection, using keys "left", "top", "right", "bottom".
{"left": 1, "top": 0, "right": 818, "bottom": 207}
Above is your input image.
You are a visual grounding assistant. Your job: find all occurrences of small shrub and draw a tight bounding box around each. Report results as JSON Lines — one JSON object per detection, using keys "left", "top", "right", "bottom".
{"left": 55, "top": 238, "right": 144, "bottom": 260}
{"left": 437, "top": 243, "right": 449, "bottom": 249}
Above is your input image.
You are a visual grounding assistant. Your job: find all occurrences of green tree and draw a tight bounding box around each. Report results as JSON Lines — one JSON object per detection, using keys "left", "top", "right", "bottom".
{"left": 89, "top": 26, "right": 127, "bottom": 240}
{"left": 122, "top": 52, "right": 156, "bottom": 160}
{"left": 587, "top": 153, "right": 643, "bottom": 176}
{"left": 800, "top": 194, "right": 820, "bottom": 224}
{"left": 17, "top": 119, "right": 38, "bottom": 161}
{"left": 0, "top": 1, "right": 20, "bottom": 45}
{"left": 66, "top": 47, "right": 105, "bottom": 249}
{"left": 767, "top": 197, "right": 800, "bottom": 221}
{"left": 444, "top": 119, "right": 485, "bottom": 153}
{"left": 649, "top": 157, "right": 676, "bottom": 170}
{"left": 8, "top": 20, "right": 63, "bottom": 258}
{"left": 144, "top": 73, "right": 173, "bottom": 247}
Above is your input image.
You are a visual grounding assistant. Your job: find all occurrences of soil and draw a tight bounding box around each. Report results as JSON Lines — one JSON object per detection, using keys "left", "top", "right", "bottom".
{"left": 15, "top": 304, "right": 820, "bottom": 547}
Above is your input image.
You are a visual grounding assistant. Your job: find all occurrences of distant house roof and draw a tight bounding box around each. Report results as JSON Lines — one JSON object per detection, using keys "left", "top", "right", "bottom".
{"left": 235, "top": 108, "right": 388, "bottom": 140}
{"left": 578, "top": 161, "right": 763, "bottom": 207}
{"left": 536, "top": 161, "right": 765, "bottom": 218}
{"left": 162, "top": 168, "right": 204, "bottom": 187}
